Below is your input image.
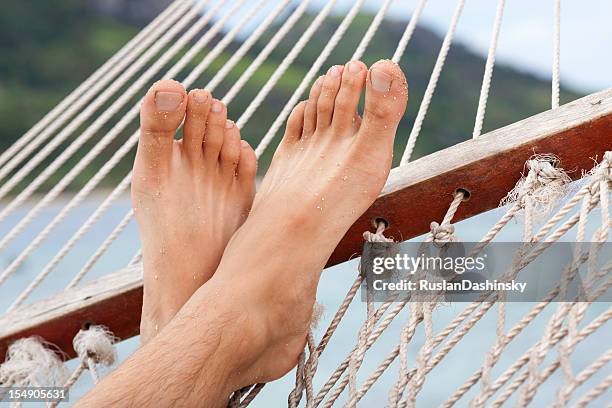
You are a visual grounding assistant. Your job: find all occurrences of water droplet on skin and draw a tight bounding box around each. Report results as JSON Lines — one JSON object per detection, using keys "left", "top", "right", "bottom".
{"left": 321, "top": 197, "right": 325, "bottom": 201}
{"left": 316, "top": 205, "right": 323, "bottom": 211}
{"left": 155, "top": 324, "right": 159, "bottom": 332}
{"left": 393, "top": 96, "right": 397, "bottom": 101}
{"left": 193, "top": 275, "right": 196, "bottom": 280}
{"left": 154, "top": 275, "right": 158, "bottom": 280}
{"left": 342, "top": 175, "right": 348, "bottom": 181}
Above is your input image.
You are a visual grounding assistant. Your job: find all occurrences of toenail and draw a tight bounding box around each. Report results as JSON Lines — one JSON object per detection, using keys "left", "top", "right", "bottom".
{"left": 211, "top": 100, "right": 223, "bottom": 113}
{"left": 194, "top": 91, "right": 208, "bottom": 103}
{"left": 348, "top": 61, "right": 362, "bottom": 73}
{"left": 225, "top": 119, "right": 234, "bottom": 129}
{"left": 328, "top": 66, "right": 341, "bottom": 77}
{"left": 370, "top": 68, "right": 392, "bottom": 92}
{"left": 155, "top": 91, "right": 183, "bottom": 111}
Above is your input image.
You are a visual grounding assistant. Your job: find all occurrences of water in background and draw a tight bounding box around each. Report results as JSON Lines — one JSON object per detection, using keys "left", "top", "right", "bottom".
{"left": 0, "top": 195, "right": 609, "bottom": 407}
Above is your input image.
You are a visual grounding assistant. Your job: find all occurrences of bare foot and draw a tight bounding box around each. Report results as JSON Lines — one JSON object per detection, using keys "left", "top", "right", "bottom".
{"left": 194, "top": 60, "right": 408, "bottom": 386}
{"left": 132, "top": 80, "right": 257, "bottom": 343}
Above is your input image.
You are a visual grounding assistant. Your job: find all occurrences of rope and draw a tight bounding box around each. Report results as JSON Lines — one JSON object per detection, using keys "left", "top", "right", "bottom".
{"left": 6, "top": 174, "right": 131, "bottom": 310}
{"left": 0, "top": 0, "right": 203, "bottom": 207}
{"left": 391, "top": 192, "right": 463, "bottom": 407}
{"left": 222, "top": 0, "right": 312, "bottom": 105}
{"left": 573, "top": 374, "right": 612, "bottom": 408}
{"left": 552, "top": 0, "right": 561, "bottom": 109}
{"left": 400, "top": 0, "right": 466, "bottom": 164}
{"left": 253, "top": 0, "right": 368, "bottom": 157}
{"left": 0, "top": 2, "right": 195, "bottom": 187}
{"left": 472, "top": 0, "right": 506, "bottom": 138}
{"left": 48, "top": 361, "right": 85, "bottom": 408}
{"left": 128, "top": 250, "right": 143, "bottom": 267}
{"left": 235, "top": 0, "right": 339, "bottom": 129}
{"left": 186, "top": 0, "right": 289, "bottom": 89}
{"left": 345, "top": 223, "right": 393, "bottom": 407}
{"left": 67, "top": 209, "right": 135, "bottom": 289}
{"left": 321, "top": 155, "right": 609, "bottom": 407}
{"left": 0, "top": 0, "right": 188, "bottom": 173}
{"left": 351, "top": 0, "right": 395, "bottom": 61}
{"left": 391, "top": 0, "right": 429, "bottom": 64}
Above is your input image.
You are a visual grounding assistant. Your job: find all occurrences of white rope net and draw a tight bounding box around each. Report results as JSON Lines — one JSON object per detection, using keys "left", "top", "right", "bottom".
{"left": 0, "top": 0, "right": 610, "bottom": 406}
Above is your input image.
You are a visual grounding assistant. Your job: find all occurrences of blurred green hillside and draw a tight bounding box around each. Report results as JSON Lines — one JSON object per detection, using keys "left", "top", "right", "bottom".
{"left": 0, "top": 2, "right": 581, "bottom": 193}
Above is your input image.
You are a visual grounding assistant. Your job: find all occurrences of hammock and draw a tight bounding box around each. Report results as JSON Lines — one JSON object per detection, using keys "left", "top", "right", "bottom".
{"left": 0, "top": 0, "right": 610, "bottom": 406}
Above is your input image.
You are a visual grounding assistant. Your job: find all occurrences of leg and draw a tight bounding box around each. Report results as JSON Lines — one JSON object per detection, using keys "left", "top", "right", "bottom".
{"left": 78, "top": 60, "right": 407, "bottom": 407}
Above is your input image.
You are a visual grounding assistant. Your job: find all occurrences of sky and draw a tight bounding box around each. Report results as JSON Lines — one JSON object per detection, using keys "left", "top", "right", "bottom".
{"left": 222, "top": 0, "right": 611, "bottom": 93}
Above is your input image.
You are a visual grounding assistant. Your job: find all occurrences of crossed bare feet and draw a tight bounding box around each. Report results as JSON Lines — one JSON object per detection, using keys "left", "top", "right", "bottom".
{"left": 133, "top": 59, "right": 407, "bottom": 392}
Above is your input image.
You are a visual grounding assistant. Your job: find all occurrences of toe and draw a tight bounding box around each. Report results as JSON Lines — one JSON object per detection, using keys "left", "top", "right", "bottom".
{"left": 303, "top": 76, "right": 323, "bottom": 137}
{"left": 137, "top": 79, "right": 186, "bottom": 171}
{"left": 219, "top": 120, "right": 241, "bottom": 175}
{"left": 316, "top": 65, "right": 343, "bottom": 130}
{"left": 332, "top": 60, "right": 366, "bottom": 134}
{"left": 182, "top": 89, "right": 211, "bottom": 162}
{"left": 203, "top": 99, "right": 227, "bottom": 164}
{"left": 236, "top": 140, "right": 257, "bottom": 197}
{"left": 358, "top": 60, "right": 408, "bottom": 148}
{"left": 282, "top": 101, "right": 307, "bottom": 146}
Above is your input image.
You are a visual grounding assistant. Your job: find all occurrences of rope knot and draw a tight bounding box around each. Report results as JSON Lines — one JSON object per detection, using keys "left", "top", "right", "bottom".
{"left": 596, "top": 151, "right": 612, "bottom": 182}
{"left": 363, "top": 220, "right": 394, "bottom": 243}
{"left": 73, "top": 326, "right": 117, "bottom": 367}
{"left": 0, "top": 337, "right": 68, "bottom": 387}
{"left": 429, "top": 221, "right": 456, "bottom": 247}
{"left": 501, "top": 154, "right": 571, "bottom": 220}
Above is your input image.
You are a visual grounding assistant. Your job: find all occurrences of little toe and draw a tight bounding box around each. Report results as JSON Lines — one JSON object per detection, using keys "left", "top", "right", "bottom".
{"left": 137, "top": 79, "right": 186, "bottom": 172}
{"left": 358, "top": 60, "right": 408, "bottom": 148}
{"left": 203, "top": 98, "right": 227, "bottom": 164}
{"left": 183, "top": 89, "right": 211, "bottom": 162}
{"left": 332, "top": 60, "right": 366, "bottom": 134}
{"left": 219, "top": 120, "right": 241, "bottom": 176}
{"left": 303, "top": 76, "right": 323, "bottom": 137}
{"left": 316, "top": 65, "right": 343, "bottom": 131}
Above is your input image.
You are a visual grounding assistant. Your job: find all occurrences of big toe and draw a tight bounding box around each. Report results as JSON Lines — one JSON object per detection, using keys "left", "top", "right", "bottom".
{"left": 137, "top": 79, "right": 187, "bottom": 172}
{"left": 358, "top": 60, "right": 408, "bottom": 148}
